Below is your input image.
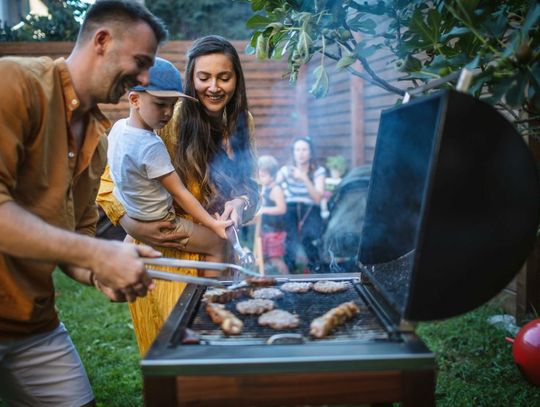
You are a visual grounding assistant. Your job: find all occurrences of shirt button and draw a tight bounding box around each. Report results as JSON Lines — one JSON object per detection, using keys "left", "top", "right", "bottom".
{"left": 68, "top": 151, "right": 75, "bottom": 159}
{"left": 71, "top": 99, "right": 78, "bottom": 106}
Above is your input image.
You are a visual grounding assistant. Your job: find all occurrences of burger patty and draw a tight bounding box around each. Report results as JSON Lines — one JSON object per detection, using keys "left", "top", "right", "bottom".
{"left": 236, "top": 299, "right": 275, "bottom": 315}
{"left": 258, "top": 309, "right": 300, "bottom": 330}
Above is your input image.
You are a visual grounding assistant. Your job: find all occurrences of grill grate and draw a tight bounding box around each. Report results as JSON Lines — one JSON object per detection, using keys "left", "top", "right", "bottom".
{"left": 187, "top": 279, "right": 389, "bottom": 345}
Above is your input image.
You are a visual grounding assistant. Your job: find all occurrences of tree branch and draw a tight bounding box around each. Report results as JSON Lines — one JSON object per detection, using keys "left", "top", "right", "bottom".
{"left": 356, "top": 55, "right": 406, "bottom": 96}
{"left": 320, "top": 42, "right": 405, "bottom": 96}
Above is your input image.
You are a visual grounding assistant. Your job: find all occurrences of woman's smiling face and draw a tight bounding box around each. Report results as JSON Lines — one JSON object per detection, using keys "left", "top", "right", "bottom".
{"left": 193, "top": 53, "right": 237, "bottom": 118}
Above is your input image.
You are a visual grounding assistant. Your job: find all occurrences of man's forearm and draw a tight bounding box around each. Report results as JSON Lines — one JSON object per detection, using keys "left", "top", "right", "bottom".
{"left": 0, "top": 201, "right": 96, "bottom": 269}
{"left": 59, "top": 264, "right": 94, "bottom": 286}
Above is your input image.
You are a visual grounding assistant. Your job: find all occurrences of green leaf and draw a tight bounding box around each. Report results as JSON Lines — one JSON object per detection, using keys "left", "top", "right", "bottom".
{"left": 482, "top": 11, "right": 507, "bottom": 38}
{"left": 249, "top": 31, "right": 261, "bottom": 48}
{"left": 310, "top": 65, "right": 329, "bottom": 98}
{"left": 502, "top": 32, "right": 521, "bottom": 58}
{"left": 465, "top": 55, "right": 480, "bottom": 70}
{"left": 531, "top": 63, "right": 540, "bottom": 88}
{"left": 440, "top": 27, "right": 470, "bottom": 42}
{"left": 246, "top": 14, "right": 273, "bottom": 29}
{"left": 251, "top": 0, "right": 267, "bottom": 12}
{"left": 486, "top": 77, "right": 513, "bottom": 105}
{"left": 467, "top": 72, "right": 491, "bottom": 96}
{"left": 256, "top": 33, "right": 269, "bottom": 60}
{"left": 397, "top": 55, "right": 423, "bottom": 72}
{"left": 409, "top": 8, "right": 440, "bottom": 48}
{"left": 347, "top": 16, "right": 377, "bottom": 35}
{"left": 355, "top": 43, "right": 379, "bottom": 59}
{"left": 505, "top": 71, "right": 528, "bottom": 108}
{"left": 336, "top": 54, "right": 357, "bottom": 69}
{"left": 522, "top": 3, "right": 540, "bottom": 33}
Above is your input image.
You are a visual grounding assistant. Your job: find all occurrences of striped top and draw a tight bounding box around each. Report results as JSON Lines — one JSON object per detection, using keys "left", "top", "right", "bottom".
{"left": 278, "top": 166, "right": 326, "bottom": 205}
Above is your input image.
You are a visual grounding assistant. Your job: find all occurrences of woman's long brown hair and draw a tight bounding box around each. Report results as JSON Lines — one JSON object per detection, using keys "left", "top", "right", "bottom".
{"left": 174, "top": 35, "right": 257, "bottom": 212}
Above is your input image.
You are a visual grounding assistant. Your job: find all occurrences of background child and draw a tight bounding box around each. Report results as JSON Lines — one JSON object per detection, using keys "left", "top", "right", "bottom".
{"left": 257, "top": 155, "right": 288, "bottom": 274}
{"left": 107, "top": 57, "right": 231, "bottom": 262}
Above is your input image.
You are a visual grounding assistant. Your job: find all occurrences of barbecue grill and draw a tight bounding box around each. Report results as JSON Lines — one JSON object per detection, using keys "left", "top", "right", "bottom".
{"left": 142, "top": 90, "right": 540, "bottom": 406}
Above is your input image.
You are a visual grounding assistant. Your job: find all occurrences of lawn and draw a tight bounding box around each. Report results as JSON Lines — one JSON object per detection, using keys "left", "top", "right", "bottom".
{"left": 3, "top": 271, "right": 539, "bottom": 406}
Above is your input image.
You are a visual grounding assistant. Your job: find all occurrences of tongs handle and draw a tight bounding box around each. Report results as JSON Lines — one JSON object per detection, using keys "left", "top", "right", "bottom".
{"left": 146, "top": 268, "right": 225, "bottom": 287}
{"left": 142, "top": 257, "right": 261, "bottom": 277}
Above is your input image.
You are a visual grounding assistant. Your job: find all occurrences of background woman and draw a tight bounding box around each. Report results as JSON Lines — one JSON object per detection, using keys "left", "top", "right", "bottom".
{"left": 97, "top": 35, "right": 259, "bottom": 355}
{"left": 276, "top": 137, "right": 326, "bottom": 273}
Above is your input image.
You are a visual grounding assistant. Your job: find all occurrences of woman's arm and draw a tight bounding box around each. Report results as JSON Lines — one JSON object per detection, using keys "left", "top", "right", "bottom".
{"left": 293, "top": 167, "right": 325, "bottom": 204}
{"left": 159, "top": 171, "right": 231, "bottom": 239}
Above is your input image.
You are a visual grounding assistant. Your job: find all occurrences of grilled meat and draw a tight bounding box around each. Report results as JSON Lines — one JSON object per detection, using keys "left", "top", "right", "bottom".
{"left": 310, "top": 301, "right": 360, "bottom": 338}
{"left": 236, "top": 299, "right": 275, "bottom": 315}
{"left": 203, "top": 288, "right": 242, "bottom": 303}
{"left": 280, "top": 282, "right": 313, "bottom": 293}
{"left": 258, "top": 309, "right": 300, "bottom": 330}
{"left": 205, "top": 303, "right": 243, "bottom": 335}
{"left": 313, "top": 280, "right": 350, "bottom": 293}
{"left": 250, "top": 287, "right": 283, "bottom": 300}
{"left": 245, "top": 276, "right": 277, "bottom": 287}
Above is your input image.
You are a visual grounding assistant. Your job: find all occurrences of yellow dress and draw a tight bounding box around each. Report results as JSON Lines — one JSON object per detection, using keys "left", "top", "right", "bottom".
{"left": 97, "top": 104, "right": 256, "bottom": 355}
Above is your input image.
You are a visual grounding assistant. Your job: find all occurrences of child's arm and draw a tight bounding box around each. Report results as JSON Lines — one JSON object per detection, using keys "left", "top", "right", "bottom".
{"left": 159, "top": 171, "right": 232, "bottom": 239}
{"left": 259, "top": 185, "right": 286, "bottom": 216}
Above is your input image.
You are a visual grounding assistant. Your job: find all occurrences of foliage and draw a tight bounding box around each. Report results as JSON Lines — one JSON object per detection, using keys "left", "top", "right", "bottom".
{"left": 326, "top": 155, "right": 348, "bottom": 176}
{"left": 0, "top": 0, "right": 88, "bottom": 42}
{"left": 147, "top": 0, "right": 254, "bottom": 40}
{"left": 1, "top": 0, "right": 254, "bottom": 42}
{"left": 246, "top": 0, "right": 540, "bottom": 136}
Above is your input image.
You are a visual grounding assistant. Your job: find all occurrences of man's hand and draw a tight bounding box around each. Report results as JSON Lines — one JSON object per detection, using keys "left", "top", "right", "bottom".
{"left": 119, "top": 215, "right": 188, "bottom": 250}
{"left": 88, "top": 240, "right": 160, "bottom": 302}
{"left": 92, "top": 276, "right": 127, "bottom": 302}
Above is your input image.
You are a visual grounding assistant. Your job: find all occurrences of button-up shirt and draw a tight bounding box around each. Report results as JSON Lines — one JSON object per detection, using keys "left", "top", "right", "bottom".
{"left": 0, "top": 57, "right": 109, "bottom": 340}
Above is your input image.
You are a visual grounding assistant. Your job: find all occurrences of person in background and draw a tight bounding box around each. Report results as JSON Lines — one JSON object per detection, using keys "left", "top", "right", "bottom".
{"left": 107, "top": 57, "right": 232, "bottom": 262}
{"left": 257, "top": 155, "right": 288, "bottom": 275}
{"left": 0, "top": 1, "right": 166, "bottom": 405}
{"left": 97, "top": 35, "right": 259, "bottom": 355}
{"left": 276, "top": 137, "right": 326, "bottom": 273}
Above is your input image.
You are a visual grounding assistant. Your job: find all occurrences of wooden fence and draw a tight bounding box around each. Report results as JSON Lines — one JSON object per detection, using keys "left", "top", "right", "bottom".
{"left": 0, "top": 40, "right": 369, "bottom": 168}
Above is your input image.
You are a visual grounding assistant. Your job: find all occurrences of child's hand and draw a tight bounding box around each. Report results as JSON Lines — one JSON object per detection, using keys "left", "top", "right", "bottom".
{"left": 212, "top": 219, "right": 234, "bottom": 239}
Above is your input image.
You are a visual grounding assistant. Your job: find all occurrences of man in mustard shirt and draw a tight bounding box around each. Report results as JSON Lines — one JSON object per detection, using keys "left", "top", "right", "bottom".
{"left": 0, "top": 1, "right": 166, "bottom": 405}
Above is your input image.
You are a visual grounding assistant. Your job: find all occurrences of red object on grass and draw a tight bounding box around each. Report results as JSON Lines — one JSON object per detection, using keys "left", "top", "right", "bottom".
{"left": 505, "top": 319, "right": 540, "bottom": 386}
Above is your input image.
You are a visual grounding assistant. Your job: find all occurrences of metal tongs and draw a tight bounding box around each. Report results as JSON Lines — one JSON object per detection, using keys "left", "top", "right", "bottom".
{"left": 143, "top": 257, "right": 260, "bottom": 288}
{"left": 226, "top": 226, "right": 256, "bottom": 272}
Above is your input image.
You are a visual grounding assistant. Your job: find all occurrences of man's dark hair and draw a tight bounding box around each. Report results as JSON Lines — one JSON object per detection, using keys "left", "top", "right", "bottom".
{"left": 77, "top": 0, "right": 168, "bottom": 45}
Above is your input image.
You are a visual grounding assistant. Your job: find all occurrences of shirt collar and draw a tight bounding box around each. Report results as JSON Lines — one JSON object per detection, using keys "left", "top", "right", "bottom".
{"left": 54, "top": 57, "right": 110, "bottom": 130}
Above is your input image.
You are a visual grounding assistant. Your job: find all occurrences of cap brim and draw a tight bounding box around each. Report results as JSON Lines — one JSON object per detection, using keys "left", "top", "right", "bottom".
{"left": 146, "top": 90, "right": 198, "bottom": 101}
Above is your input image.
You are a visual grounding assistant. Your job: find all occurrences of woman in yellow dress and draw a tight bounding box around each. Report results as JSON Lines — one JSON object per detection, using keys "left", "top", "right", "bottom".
{"left": 97, "top": 35, "right": 259, "bottom": 355}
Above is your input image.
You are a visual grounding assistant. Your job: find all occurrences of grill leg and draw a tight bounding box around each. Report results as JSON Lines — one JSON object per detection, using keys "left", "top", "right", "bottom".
{"left": 401, "top": 369, "right": 436, "bottom": 407}
{"left": 144, "top": 376, "right": 176, "bottom": 407}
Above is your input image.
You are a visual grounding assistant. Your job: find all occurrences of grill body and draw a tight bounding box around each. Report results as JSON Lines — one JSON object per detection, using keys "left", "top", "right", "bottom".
{"left": 142, "top": 273, "right": 436, "bottom": 406}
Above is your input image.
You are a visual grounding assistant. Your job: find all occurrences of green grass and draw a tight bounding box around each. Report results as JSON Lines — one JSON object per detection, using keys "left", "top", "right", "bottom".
{"left": 3, "top": 271, "right": 539, "bottom": 406}
{"left": 417, "top": 307, "right": 540, "bottom": 406}
{"left": 53, "top": 270, "right": 142, "bottom": 407}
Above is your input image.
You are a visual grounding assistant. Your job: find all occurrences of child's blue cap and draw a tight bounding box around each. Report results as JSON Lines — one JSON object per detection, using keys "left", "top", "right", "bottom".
{"left": 131, "top": 57, "right": 192, "bottom": 99}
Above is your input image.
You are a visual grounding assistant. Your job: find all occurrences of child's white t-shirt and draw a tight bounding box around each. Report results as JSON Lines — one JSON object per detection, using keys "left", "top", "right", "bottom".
{"left": 107, "top": 118, "right": 175, "bottom": 221}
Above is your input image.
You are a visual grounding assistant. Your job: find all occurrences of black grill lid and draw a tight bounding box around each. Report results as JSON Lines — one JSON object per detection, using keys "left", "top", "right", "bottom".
{"left": 359, "top": 90, "right": 540, "bottom": 321}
